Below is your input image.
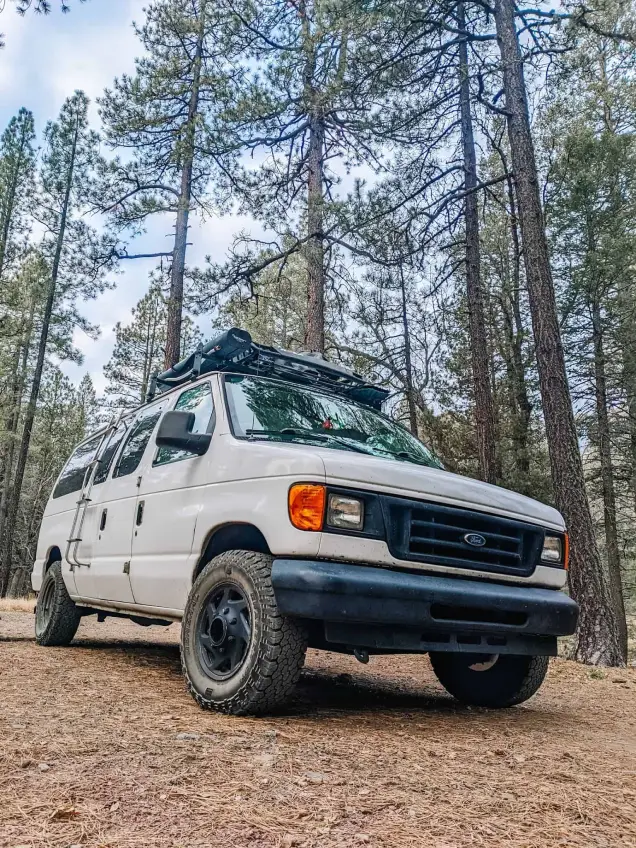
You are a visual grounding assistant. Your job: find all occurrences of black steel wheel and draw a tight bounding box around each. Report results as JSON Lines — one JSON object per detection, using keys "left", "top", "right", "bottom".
{"left": 35, "top": 561, "right": 82, "bottom": 646}
{"left": 196, "top": 582, "right": 252, "bottom": 680}
{"left": 181, "top": 550, "right": 307, "bottom": 715}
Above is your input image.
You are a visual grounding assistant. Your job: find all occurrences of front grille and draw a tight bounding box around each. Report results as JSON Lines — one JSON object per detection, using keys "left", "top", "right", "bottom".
{"left": 383, "top": 498, "right": 545, "bottom": 577}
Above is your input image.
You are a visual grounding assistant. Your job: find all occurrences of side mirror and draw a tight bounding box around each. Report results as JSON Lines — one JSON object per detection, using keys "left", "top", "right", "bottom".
{"left": 156, "top": 411, "right": 211, "bottom": 456}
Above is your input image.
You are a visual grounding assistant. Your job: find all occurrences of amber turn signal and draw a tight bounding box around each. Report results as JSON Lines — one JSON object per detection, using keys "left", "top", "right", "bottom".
{"left": 564, "top": 533, "right": 569, "bottom": 571}
{"left": 288, "top": 484, "right": 326, "bottom": 531}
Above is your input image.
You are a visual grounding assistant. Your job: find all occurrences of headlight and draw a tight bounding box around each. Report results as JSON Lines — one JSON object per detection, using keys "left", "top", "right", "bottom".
{"left": 327, "top": 494, "right": 364, "bottom": 531}
{"left": 541, "top": 534, "right": 564, "bottom": 565}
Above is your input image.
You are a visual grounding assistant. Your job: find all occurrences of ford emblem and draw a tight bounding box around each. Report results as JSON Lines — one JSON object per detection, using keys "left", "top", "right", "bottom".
{"left": 464, "top": 533, "right": 486, "bottom": 547}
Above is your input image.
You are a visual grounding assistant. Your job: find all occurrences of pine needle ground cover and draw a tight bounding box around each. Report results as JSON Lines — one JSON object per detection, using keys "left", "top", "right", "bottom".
{"left": 1, "top": 612, "right": 634, "bottom": 848}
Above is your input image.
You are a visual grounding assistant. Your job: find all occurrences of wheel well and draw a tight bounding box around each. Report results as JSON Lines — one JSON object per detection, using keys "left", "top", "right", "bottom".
{"left": 194, "top": 524, "right": 271, "bottom": 581}
{"left": 45, "top": 546, "right": 62, "bottom": 572}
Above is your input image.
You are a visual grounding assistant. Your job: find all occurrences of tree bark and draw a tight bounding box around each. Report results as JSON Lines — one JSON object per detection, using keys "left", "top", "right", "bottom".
{"left": 164, "top": 0, "right": 207, "bottom": 369}
{"left": 458, "top": 3, "right": 497, "bottom": 484}
{"left": 304, "top": 111, "right": 326, "bottom": 354}
{"left": 493, "top": 0, "right": 626, "bottom": 665}
{"left": 399, "top": 264, "right": 418, "bottom": 435}
{"left": 591, "top": 296, "right": 627, "bottom": 649}
{"left": 0, "top": 118, "right": 79, "bottom": 597}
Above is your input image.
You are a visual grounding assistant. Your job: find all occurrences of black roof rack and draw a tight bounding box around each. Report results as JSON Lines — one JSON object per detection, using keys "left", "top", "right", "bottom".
{"left": 148, "top": 328, "right": 389, "bottom": 410}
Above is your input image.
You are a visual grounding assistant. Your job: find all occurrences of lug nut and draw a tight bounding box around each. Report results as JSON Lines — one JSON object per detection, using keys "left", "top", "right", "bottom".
{"left": 230, "top": 617, "right": 237, "bottom": 625}
{"left": 223, "top": 607, "right": 230, "bottom": 615}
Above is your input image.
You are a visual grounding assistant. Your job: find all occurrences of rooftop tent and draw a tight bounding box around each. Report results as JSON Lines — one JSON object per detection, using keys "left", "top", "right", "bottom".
{"left": 151, "top": 328, "right": 390, "bottom": 410}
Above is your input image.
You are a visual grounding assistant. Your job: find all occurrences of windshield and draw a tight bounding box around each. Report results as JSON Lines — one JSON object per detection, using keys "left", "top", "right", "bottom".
{"left": 224, "top": 375, "right": 443, "bottom": 469}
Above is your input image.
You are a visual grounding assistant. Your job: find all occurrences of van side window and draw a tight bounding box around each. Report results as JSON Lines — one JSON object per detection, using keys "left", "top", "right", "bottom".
{"left": 113, "top": 408, "right": 162, "bottom": 479}
{"left": 154, "top": 382, "right": 215, "bottom": 467}
{"left": 52, "top": 435, "right": 102, "bottom": 499}
{"left": 94, "top": 420, "right": 130, "bottom": 485}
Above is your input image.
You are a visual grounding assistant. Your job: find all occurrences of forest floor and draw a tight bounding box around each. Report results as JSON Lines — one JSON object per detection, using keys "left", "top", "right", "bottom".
{"left": 1, "top": 609, "right": 635, "bottom": 848}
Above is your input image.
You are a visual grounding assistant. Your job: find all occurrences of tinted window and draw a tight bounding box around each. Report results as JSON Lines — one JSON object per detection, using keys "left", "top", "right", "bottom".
{"left": 53, "top": 435, "right": 102, "bottom": 499}
{"left": 94, "top": 420, "right": 130, "bottom": 485}
{"left": 154, "top": 382, "right": 214, "bottom": 466}
{"left": 113, "top": 408, "right": 162, "bottom": 478}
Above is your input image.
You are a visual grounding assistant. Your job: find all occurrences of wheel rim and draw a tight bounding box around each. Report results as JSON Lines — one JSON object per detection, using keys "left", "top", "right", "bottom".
{"left": 196, "top": 583, "right": 251, "bottom": 680}
{"left": 468, "top": 654, "right": 500, "bottom": 672}
{"left": 36, "top": 578, "right": 55, "bottom": 634}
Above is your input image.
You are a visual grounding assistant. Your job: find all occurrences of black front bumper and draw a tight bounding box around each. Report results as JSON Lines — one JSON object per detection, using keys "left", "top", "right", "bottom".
{"left": 271, "top": 559, "right": 578, "bottom": 656}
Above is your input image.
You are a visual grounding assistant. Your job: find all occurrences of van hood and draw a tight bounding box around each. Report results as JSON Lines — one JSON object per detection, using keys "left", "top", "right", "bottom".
{"left": 314, "top": 448, "right": 564, "bottom": 530}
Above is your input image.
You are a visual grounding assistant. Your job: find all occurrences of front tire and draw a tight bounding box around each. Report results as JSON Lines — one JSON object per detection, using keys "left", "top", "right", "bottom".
{"left": 181, "top": 550, "right": 307, "bottom": 715}
{"left": 35, "top": 561, "right": 82, "bottom": 646}
{"left": 429, "top": 652, "right": 549, "bottom": 708}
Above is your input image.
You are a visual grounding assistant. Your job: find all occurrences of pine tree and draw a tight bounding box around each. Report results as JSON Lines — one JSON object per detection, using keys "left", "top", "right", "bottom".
{"left": 0, "top": 108, "right": 36, "bottom": 281}
{"left": 493, "top": 0, "right": 627, "bottom": 665}
{"left": 103, "top": 279, "right": 201, "bottom": 409}
{"left": 0, "top": 91, "right": 111, "bottom": 596}
{"left": 104, "top": 283, "right": 167, "bottom": 408}
{"left": 196, "top": 0, "right": 392, "bottom": 354}
{"left": 98, "top": 0, "right": 233, "bottom": 369}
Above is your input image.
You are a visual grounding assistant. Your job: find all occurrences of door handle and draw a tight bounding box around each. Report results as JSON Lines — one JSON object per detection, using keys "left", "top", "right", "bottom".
{"left": 136, "top": 500, "right": 145, "bottom": 526}
{"left": 100, "top": 509, "right": 108, "bottom": 531}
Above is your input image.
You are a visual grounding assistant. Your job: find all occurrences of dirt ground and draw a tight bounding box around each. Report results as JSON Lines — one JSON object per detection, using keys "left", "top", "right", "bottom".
{"left": 1, "top": 610, "right": 635, "bottom": 848}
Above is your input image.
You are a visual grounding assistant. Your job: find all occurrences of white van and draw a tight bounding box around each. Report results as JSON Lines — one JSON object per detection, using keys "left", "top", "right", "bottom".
{"left": 32, "top": 329, "right": 577, "bottom": 715}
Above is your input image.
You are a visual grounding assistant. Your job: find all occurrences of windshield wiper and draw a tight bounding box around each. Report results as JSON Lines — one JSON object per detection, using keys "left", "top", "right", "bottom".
{"left": 375, "top": 447, "right": 438, "bottom": 467}
{"left": 245, "top": 428, "right": 369, "bottom": 454}
{"left": 246, "top": 427, "right": 328, "bottom": 441}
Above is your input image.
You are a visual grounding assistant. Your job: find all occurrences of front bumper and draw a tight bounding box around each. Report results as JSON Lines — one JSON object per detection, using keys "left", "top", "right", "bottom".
{"left": 271, "top": 559, "right": 578, "bottom": 656}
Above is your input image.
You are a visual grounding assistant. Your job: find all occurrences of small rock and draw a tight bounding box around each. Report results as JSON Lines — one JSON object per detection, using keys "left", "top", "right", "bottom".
{"left": 282, "top": 835, "right": 300, "bottom": 847}
{"left": 255, "top": 753, "right": 275, "bottom": 768}
{"left": 355, "top": 835, "right": 370, "bottom": 843}
{"left": 159, "top": 794, "right": 167, "bottom": 801}
{"left": 263, "top": 730, "right": 277, "bottom": 740}
{"left": 20, "top": 759, "right": 33, "bottom": 769}
{"left": 38, "top": 763, "right": 50, "bottom": 772}
{"left": 109, "top": 801, "right": 120, "bottom": 812}
{"left": 304, "top": 771, "right": 325, "bottom": 784}
{"left": 176, "top": 732, "right": 200, "bottom": 741}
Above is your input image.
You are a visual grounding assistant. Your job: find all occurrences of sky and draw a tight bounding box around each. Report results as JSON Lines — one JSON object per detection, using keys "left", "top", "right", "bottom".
{"left": 0, "top": 0, "right": 258, "bottom": 394}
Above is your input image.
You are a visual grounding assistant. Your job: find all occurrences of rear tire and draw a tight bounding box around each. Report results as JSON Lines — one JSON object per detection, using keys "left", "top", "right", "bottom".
{"left": 35, "top": 561, "right": 82, "bottom": 646}
{"left": 181, "top": 550, "right": 307, "bottom": 715}
{"left": 429, "top": 652, "right": 549, "bottom": 708}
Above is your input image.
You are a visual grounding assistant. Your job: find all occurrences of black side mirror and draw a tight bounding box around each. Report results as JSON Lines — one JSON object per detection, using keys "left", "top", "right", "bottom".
{"left": 156, "top": 411, "right": 211, "bottom": 456}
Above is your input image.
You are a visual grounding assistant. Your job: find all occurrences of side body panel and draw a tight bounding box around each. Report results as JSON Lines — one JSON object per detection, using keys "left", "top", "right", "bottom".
{"left": 130, "top": 376, "right": 326, "bottom": 611}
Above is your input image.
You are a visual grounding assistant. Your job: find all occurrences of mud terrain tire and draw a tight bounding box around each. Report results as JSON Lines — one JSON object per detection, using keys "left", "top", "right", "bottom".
{"left": 430, "top": 652, "right": 549, "bottom": 708}
{"left": 181, "top": 550, "right": 307, "bottom": 716}
{"left": 35, "top": 561, "right": 82, "bottom": 646}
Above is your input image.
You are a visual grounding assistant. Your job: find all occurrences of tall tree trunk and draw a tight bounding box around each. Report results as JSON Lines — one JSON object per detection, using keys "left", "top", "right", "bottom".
{"left": 398, "top": 265, "right": 418, "bottom": 436}
{"left": 458, "top": 3, "right": 497, "bottom": 484}
{"left": 500, "top": 171, "right": 532, "bottom": 486}
{"left": 0, "top": 121, "right": 79, "bottom": 597}
{"left": 304, "top": 111, "right": 326, "bottom": 353}
{"left": 591, "top": 296, "right": 627, "bottom": 648}
{"left": 493, "top": 0, "right": 626, "bottom": 665}
{"left": 164, "top": 0, "right": 207, "bottom": 369}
